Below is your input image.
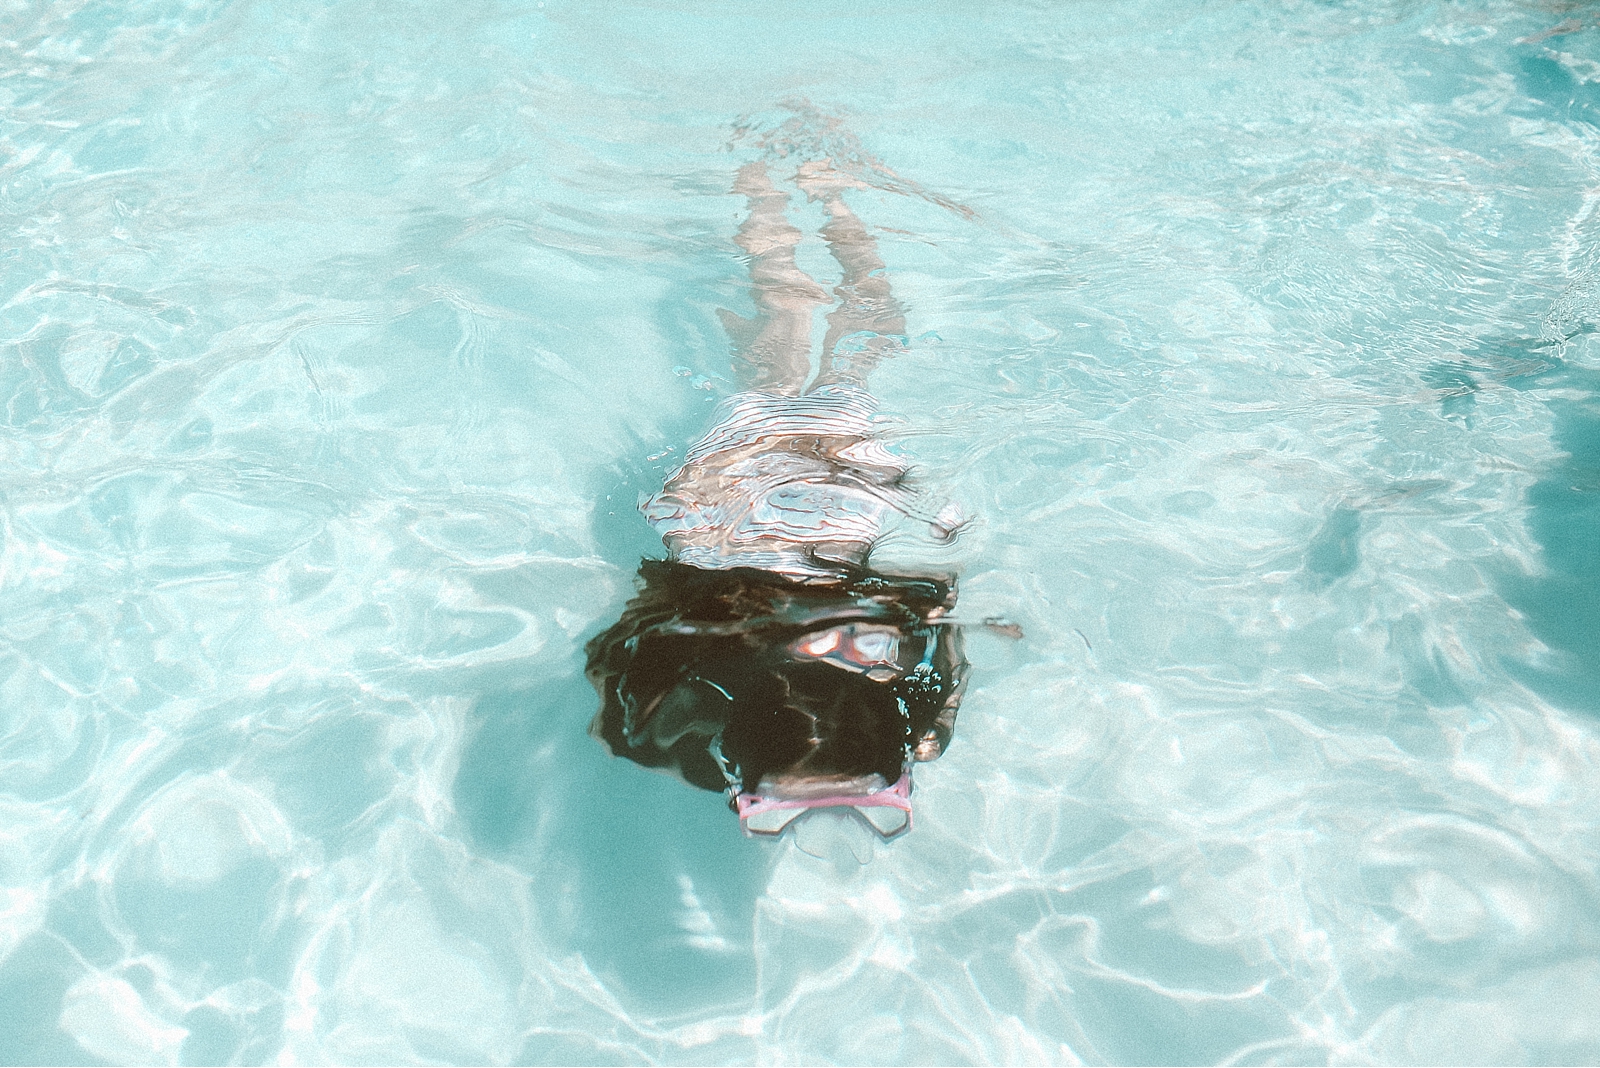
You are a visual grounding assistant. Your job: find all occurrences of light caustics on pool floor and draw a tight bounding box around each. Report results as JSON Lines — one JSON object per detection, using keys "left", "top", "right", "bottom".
{"left": 3, "top": 0, "right": 1600, "bottom": 1064}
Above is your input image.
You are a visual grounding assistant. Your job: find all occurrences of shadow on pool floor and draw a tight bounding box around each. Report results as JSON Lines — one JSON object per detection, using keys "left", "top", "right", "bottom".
{"left": 1467, "top": 339, "right": 1600, "bottom": 717}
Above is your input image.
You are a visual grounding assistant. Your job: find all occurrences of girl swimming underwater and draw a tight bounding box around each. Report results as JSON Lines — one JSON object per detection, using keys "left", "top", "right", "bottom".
{"left": 585, "top": 159, "right": 968, "bottom": 841}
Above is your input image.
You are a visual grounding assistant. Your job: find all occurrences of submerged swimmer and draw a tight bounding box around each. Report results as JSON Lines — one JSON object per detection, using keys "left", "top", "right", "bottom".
{"left": 586, "top": 160, "right": 968, "bottom": 841}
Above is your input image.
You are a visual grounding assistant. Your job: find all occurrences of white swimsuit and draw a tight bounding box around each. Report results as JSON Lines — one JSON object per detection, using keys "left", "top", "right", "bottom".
{"left": 642, "top": 384, "right": 958, "bottom": 580}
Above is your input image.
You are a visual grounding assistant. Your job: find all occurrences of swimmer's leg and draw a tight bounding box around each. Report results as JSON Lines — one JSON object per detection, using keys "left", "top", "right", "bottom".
{"left": 718, "top": 162, "right": 829, "bottom": 396}
{"left": 797, "top": 160, "right": 908, "bottom": 392}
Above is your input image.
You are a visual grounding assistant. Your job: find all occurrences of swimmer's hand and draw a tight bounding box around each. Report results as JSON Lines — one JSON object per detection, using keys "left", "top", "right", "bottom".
{"left": 981, "top": 618, "right": 1024, "bottom": 640}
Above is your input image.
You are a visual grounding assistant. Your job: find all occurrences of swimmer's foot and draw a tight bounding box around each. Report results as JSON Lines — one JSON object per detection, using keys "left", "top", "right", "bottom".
{"left": 796, "top": 159, "right": 871, "bottom": 203}
{"left": 734, "top": 161, "right": 786, "bottom": 201}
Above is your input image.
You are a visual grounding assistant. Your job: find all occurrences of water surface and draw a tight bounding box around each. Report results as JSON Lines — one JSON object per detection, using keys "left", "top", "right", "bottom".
{"left": 3, "top": 0, "right": 1600, "bottom": 1063}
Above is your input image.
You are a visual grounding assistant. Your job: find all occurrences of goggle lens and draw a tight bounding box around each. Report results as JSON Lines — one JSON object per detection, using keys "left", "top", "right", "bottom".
{"left": 858, "top": 804, "right": 911, "bottom": 837}
{"left": 742, "top": 807, "right": 806, "bottom": 836}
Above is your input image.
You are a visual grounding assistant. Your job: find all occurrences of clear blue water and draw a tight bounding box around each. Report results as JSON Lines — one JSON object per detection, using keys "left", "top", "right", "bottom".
{"left": 4, "top": 0, "right": 1600, "bottom": 1063}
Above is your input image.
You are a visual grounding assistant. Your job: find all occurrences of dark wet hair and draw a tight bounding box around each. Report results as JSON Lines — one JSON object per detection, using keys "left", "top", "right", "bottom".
{"left": 585, "top": 560, "right": 967, "bottom": 797}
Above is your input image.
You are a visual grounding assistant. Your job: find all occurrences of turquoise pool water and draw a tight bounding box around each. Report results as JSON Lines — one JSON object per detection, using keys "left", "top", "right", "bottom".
{"left": 5, "top": 0, "right": 1600, "bottom": 1063}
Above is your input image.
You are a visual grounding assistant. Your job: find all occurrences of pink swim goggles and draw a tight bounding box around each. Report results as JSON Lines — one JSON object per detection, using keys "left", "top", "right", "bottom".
{"left": 735, "top": 772, "right": 913, "bottom": 839}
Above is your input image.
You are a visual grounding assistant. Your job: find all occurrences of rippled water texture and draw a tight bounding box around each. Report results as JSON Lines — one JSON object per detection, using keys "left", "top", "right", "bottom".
{"left": 4, "top": 0, "right": 1600, "bottom": 1064}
